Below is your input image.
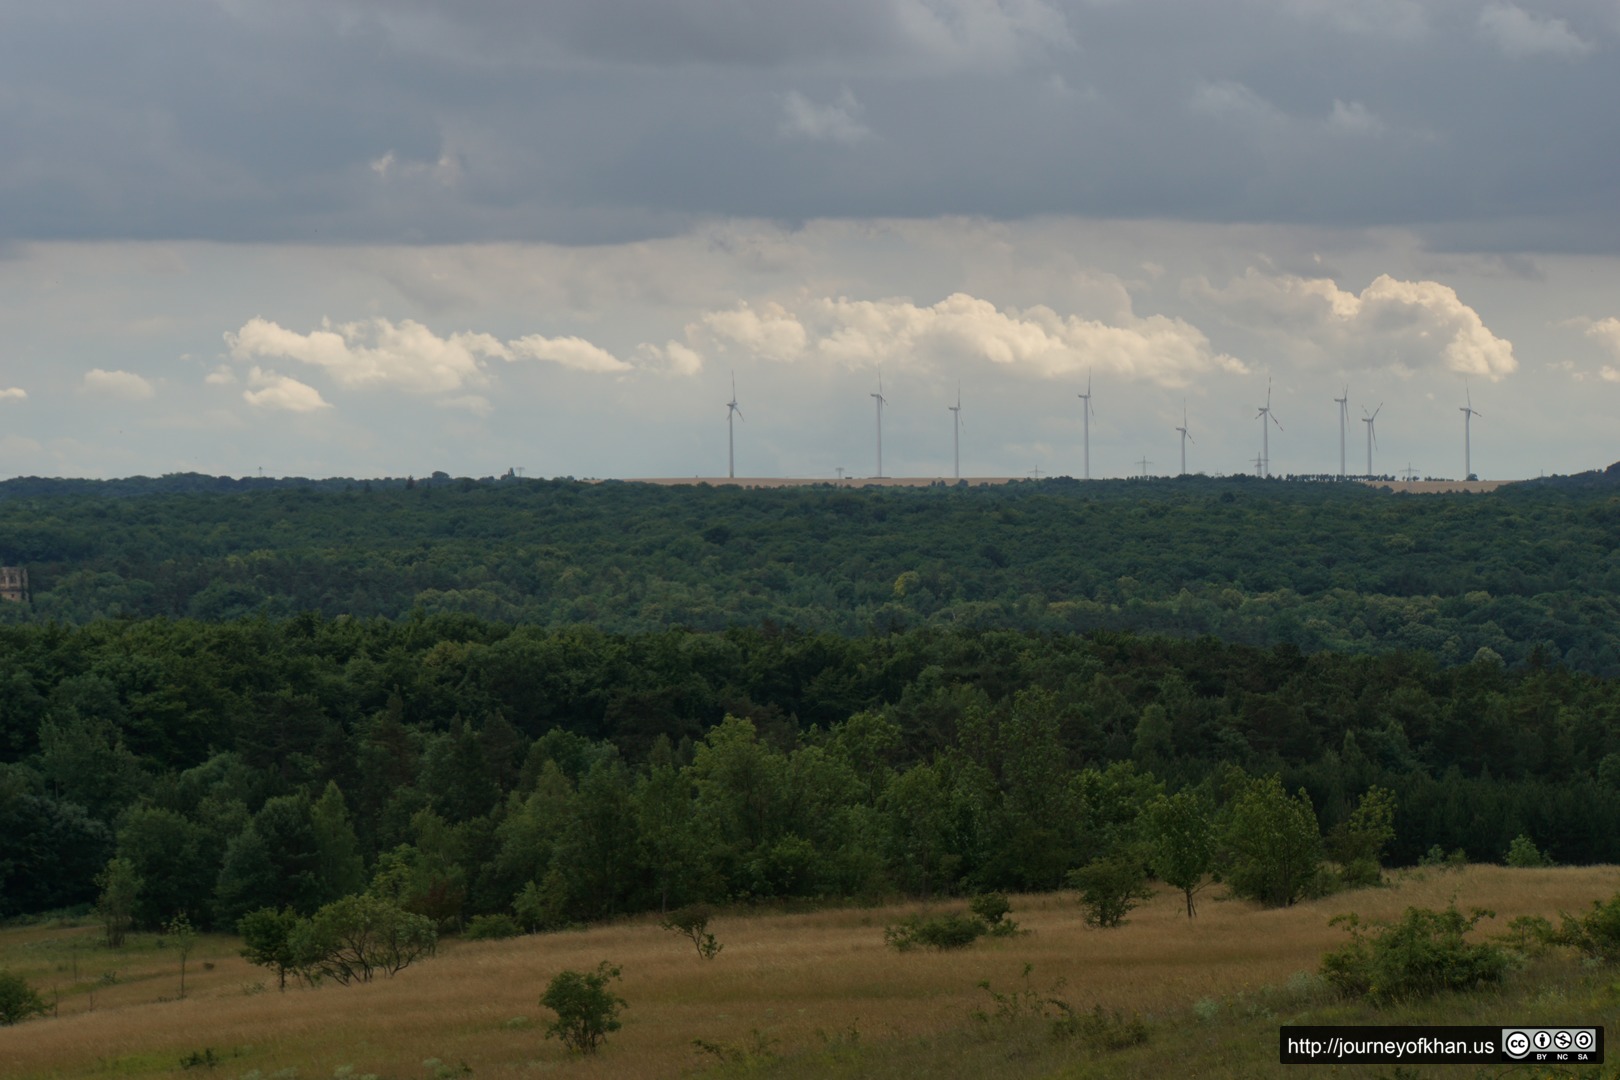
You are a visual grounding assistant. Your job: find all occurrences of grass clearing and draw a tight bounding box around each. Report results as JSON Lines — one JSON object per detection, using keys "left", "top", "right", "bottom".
{"left": 3, "top": 865, "right": 1618, "bottom": 1079}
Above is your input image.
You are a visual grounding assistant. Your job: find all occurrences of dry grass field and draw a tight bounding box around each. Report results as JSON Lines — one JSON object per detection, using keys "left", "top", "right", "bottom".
{"left": 3, "top": 865, "right": 1618, "bottom": 1080}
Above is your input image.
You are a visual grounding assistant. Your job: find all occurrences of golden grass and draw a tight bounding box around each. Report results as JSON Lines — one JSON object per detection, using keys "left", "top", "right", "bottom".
{"left": 3, "top": 865, "right": 1618, "bottom": 1080}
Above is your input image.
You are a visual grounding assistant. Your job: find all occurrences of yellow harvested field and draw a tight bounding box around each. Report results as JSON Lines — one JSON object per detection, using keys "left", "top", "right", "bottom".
{"left": 2, "top": 865, "right": 1616, "bottom": 1079}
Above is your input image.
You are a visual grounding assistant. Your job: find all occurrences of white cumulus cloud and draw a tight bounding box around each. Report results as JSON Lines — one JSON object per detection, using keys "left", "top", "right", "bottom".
{"left": 225, "top": 317, "right": 672, "bottom": 406}
{"left": 1478, "top": 3, "right": 1593, "bottom": 58}
{"left": 82, "top": 369, "right": 156, "bottom": 400}
{"left": 506, "top": 334, "right": 633, "bottom": 373}
{"left": 0, "top": 387, "right": 25, "bottom": 402}
{"left": 242, "top": 367, "right": 331, "bottom": 412}
{"left": 226, "top": 316, "right": 502, "bottom": 394}
{"left": 1190, "top": 271, "right": 1517, "bottom": 380}
{"left": 695, "top": 302, "right": 810, "bottom": 363}
{"left": 692, "top": 292, "right": 1244, "bottom": 387}
{"left": 1585, "top": 317, "right": 1620, "bottom": 358}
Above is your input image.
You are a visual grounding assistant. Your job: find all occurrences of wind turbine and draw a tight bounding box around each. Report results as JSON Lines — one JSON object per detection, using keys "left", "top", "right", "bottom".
{"left": 1077, "top": 373, "right": 1094, "bottom": 480}
{"left": 947, "top": 385, "right": 962, "bottom": 481}
{"left": 1333, "top": 385, "right": 1349, "bottom": 478}
{"left": 1175, "top": 403, "right": 1193, "bottom": 475}
{"left": 726, "top": 372, "right": 743, "bottom": 479}
{"left": 1256, "top": 380, "right": 1282, "bottom": 477}
{"left": 1459, "top": 385, "right": 1481, "bottom": 479}
{"left": 871, "top": 371, "right": 889, "bottom": 478}
{"left": 1362, "top": 403, "right": 1382, "bottom": 477}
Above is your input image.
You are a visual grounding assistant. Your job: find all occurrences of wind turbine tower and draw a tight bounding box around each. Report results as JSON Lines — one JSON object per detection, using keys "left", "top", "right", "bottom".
{"left": 871, "top": 372, "right": 889, "bottom": 478}
{"left": 1175, "top": 403, "right": 1193, "bottom": 476}
{"left": 1256, "top": 380, "right": 1282, "bottom": 477}
{"left": 1334, "top": 385, "right": 1349, "bottom": 478}
{"left": 1459, "top": 386, "right": 1481, "bottom": 479}
{"left": 947, "top": 386, "right": 962, "bottom": 481}
{"left": 1362, "top": 403, "right": 1381, "bottom": 477}
{"left": 726, "top": 373, "right": 743, "bottom": 479}
{"left": 1077, "top": 373, "right": 1094, "bottom": 480}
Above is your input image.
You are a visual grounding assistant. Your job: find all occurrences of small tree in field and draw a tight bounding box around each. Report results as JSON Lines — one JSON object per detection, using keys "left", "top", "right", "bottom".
{"left": 660, "top": 905, "right": 722, "bottom": 960}
{"left": 96, "top": 857, "right": 141, "bottom": 949}
{"left": 291, "top": 894, "right": 436, "bottom": 985}
{"left": 1222, "top": 775, "right": 1321, "bottom": 907}
{"left": 238, "top": 907, "right": 306, "bottom": 991}
{"left": 1144, "top": 792, "right": 1213, "bottom": 918}
{"left": 542, "top": 962, "right": 626, "bottom": 1054}
{"left": 165, "top": 914, "right": 198, "bottom": 999}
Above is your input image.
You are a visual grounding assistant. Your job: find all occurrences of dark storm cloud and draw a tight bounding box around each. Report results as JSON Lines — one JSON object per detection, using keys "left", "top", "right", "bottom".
{"left": 0, "top": 0, "right": 1615, "bottom": 250}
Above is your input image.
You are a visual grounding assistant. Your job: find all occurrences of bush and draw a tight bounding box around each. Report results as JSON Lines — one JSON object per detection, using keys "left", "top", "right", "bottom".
{"left": 465, "top": 914, "right": 522, "bottom": 941}
{"left": 885, "top": 912, "right": 987, "bottom": 952}
{"left": 1505, "top": 834, "right": 1548, "bottom": 868}
{"left": 969, "top": 893, "right": 1020, "bottom": 936}
{"left": 972, "top": 964, "right": 1146, "bottom": 1052}
{"left": 1067, "top": 857, "right": 1152, "bottom": 928}
{"left": 659, "top": 905, "right": 722, "bottom": 960}
{"left": 1555, "top": 893, "right": 1620, "bottom": 964}
{"left": 541, "top": 961, "right": 626, "bottom": 1054}
{"left": 0, "top": 969, "right": 49, "bottom": 1025}
{"left": 1320, "top": 904, "right": 1511, "bottom": 1006}
{"left": 1418, "top": 845, "right": 1467, "bottom": 871}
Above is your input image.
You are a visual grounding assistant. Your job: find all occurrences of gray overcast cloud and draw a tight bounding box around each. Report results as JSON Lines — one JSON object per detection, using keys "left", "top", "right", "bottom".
{"left": 1, "top": 1, "right": 1618, "bottom": 483}
{"left": 2, "top": 0, "right": 1615, "bottom": 247}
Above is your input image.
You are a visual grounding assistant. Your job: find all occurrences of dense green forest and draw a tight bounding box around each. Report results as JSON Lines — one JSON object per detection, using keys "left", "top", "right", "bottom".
{"left": 4, "top": 472, "right": 1620, "bottom": 937}
{"left": 4, "top": 617, "right": 1619, "bottom": 928}
{"left": 3, "top": 468, "right": 1620, "bottom": 672}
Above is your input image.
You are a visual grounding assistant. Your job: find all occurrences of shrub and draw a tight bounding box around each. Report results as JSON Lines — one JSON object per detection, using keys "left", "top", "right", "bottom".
{"left": 969, "top": 892, "right": 1009, "bottom": 926}
{"left": 464, "top": 914, "right": 522, "bottom": 941}
{"left": 541, "top": 961, "right": 626, "bottom": 1054}
{"left": 1320, "top": 904, "right": 1510, "bottom": 1006}
{"left": 969, "top": 893, "right": 1020, "bottom": 937}
{"left": 1337, "top": 857, "right": 1383, "bottom": 890}
{"left": 1418, "top": 845, "right": 1467, "bottom": 871}
{"left": 972, "top": 964, "right": 1146, "bottom": 1051}
{"left": 1499, "top": 914, "right": 1557, "bottom": 958}
{"left": 659, "top": 905, "right": 722, "bottom": 960}
{"left": 1555, "top": 893, "right": 1620, "bottom": 964}
{"left": 0, "top": 969, "right": 49, "bottom": 1025}
{"left": 1067, "top": 857, "right": 1152, "bottom": 928}
{"left": 885, "top": 912, "right": 987, "bottom": 952}
{"left": 1051, "top": 1003, "right": 1150, "bottom": 1052}
{"left": 1505, "top": 834, "right": 1548, "bottom": 868}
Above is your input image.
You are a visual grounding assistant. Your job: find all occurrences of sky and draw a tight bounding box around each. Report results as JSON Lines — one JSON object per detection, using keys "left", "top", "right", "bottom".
{"left": 2, "top": 0, "right": 1618, "bottom": 482}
